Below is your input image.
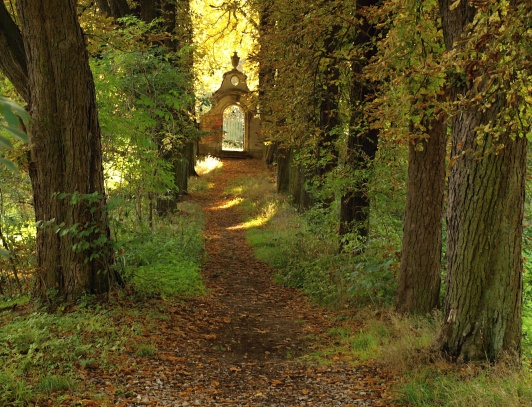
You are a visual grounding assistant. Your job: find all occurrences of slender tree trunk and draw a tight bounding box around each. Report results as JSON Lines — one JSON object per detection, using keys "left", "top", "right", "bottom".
{"left": 139, "top": 0, "right": 159, "bottom": 22}
{"left": 288, "top": 152, "right": 312, "bottom": 211}
{"left": 18, "top": 0, "right": 114, "bottom": 301}
{"left": 258, "top": 0, "right": 275, "bottom": 164}
{"left": 95, "top": 0, "right": 112, "bottom": 16}
{"left": 437, "top": 0, "right": 526, "bottom": 361}
{"left": 0, "top": 2, "right": 28, "bottom": 101}
{"left": 95, "top": 0, "right": 130, "bottom": 18}
{"left": 339, "top": 0, "right": 379, "bottom": 247}
{"left": 339, "top": 128, "right": 378, "bottom": 241}
{"left": 397, "top": 117, "right": 446, "bottom": 314}
{"left": 277, "top": 147, "right": 290, "bottom": 193}
{"left": 316, "top": 27, "right": 341, "bottom": 177}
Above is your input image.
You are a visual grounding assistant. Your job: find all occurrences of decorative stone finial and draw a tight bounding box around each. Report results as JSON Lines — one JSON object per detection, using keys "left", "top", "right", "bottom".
{"left": 231, "top": 52, "right": 240, "bottom": 70}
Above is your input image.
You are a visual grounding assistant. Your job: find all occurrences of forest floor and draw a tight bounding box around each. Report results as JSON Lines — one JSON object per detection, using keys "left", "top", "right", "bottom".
{"left": 84, "top": 158, "right": 401, "bottom": 406}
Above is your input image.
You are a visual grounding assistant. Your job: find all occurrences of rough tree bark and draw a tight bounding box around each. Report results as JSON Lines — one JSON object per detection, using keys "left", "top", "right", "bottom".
{"left": 396, "top": 115, "right": 446, "bottom": 314}
{"left": 17, "top": 0, "right": 115, "bottom": 301}
{"left": 437, "top": 0, "right": 526, "bottom": 361}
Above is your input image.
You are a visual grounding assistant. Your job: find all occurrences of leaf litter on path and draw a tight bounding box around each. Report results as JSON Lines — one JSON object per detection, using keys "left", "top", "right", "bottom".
{"left": 81, "top": 158, "right": 401, "bottom": 407}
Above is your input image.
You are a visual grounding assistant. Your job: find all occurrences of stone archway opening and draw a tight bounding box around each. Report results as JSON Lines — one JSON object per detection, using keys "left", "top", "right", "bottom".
{"left": 222, "top": 105, "right": 245, "bottom": 151}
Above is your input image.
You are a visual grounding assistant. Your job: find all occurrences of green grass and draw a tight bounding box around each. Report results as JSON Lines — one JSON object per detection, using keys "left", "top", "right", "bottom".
{"left": 0, "top": 294, "right": 29, "bottom": 309}
{"left": 397, "top": 366, "right": 532, "bottom": 406}
{"left": 136, "top": 343, "right": 157, "bottom": 357}
{"left": 0, "top": 308, "right": 121, "bottom": 405}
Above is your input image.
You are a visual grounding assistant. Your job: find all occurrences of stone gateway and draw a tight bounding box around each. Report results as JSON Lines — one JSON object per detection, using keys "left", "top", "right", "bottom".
{"left": 199, "top": 53, "right": 263, "bottom": 158}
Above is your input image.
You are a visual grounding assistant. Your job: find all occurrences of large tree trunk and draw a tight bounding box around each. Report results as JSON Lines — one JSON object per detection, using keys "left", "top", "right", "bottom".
{"left": 437, "top": 0, "right": 526, "bottom": 361}
{"left": 18, "top": 0, "right": 114, "bottom": 301}
{"left": 397, "top": 117, "right": 446, "bottom": 314}
{"left": 439, "top": 113, "right": 526, "bottom": 361}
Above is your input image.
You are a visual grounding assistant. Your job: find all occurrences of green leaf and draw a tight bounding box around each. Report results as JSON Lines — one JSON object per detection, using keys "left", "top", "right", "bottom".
{"left": 0, "top": 96, "right": 29, "bottom": 124}
{"left": 0, "top": 134, "right": 14, "bottom": 149}
{"left": 0, "top": 247, "right": 10, "bottom": 258}
{"left": 0, "top": 156, "right": 17, "bottom": 172}
{"left": 0, "top": 124, "right": 29, "bottom": 143}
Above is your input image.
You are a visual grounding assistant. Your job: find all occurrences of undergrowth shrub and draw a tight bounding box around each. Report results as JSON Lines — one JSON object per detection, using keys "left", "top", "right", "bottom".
{"left": 119, "top": 202, "right": 205, "bottom": 297}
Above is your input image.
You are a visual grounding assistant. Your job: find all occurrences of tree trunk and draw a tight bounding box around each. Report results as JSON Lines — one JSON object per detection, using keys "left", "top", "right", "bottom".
{"left": 0, "top": 2, "right": 28, "bottom": 101}
{"left": 439, "top": 113, "right": 526, "bottom": 361}
{"left": 288, "top": 153, "right": 312, "bottom": 212}
{"left": 339, "top": 128, "right": 378, "bottom": 242}
{"left": 95, "top": 0, "right": 112, "bottom": 16}
{"left": 397, "top": 117, "right": 446, "bottom": 314}
{"left": 187, "top": 141, "right": 198, "bottom": 177}
{"left": 339, "top": 0, "right": 379, "bottom": 248}
{"left": 277, "top": 147, "right": 291, "bottom": 193}
{"left": 18, "top": 0, "right": 114, "bottom": 301}
{"left": 95, "top": 0, "right": 130, "bottom": 19}
{"left": 315, "top": 27, "right": 341, "bottom": 178}
{"left": 258, "top": 0, "right": 275, "bottom": 165}
{"left": 109, "top": 0, "right": 131, "bottom": 18}
{"left": 437, "top": 0, "right": 526, "bottom": 361}
{"left": 139, "top": 0, "right": 159, "bottom": 22}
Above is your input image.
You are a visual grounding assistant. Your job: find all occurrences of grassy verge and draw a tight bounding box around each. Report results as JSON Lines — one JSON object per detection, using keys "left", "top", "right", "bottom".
{"left": 233, "top": 168, "right": 532, "bottom": 407}
{"left": 0, "top": 200, "right": 206, "bottom": 406}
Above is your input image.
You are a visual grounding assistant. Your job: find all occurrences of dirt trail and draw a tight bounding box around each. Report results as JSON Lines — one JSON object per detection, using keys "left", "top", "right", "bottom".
{"left": 118, "top": 159, "right": 399, "bottom": 406}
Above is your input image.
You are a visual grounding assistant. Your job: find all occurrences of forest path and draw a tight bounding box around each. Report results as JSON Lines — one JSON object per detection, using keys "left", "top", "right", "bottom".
{"left": 121, "top": 158, "right": 399, "bottom": 407}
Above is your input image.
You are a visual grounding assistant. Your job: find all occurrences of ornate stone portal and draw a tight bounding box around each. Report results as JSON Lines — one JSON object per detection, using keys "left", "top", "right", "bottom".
{"left": 199, "top": 53, "right": 262, "bottom": 158}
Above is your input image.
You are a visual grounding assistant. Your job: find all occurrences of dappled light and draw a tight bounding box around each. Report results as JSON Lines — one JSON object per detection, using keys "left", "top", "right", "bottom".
{"left": 227, "top": 201, "right": 278, "bottom": 230}
{"left": 194, "top": 155, "right": 224, "bottom": 175}
{"left": 213, "top": 197, "right": 243, "bottom": 210}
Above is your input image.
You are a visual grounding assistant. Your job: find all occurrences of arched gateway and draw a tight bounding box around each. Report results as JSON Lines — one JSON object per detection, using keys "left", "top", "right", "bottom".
{"left": 199, "top": 53, "right": 263, "bottom": 158}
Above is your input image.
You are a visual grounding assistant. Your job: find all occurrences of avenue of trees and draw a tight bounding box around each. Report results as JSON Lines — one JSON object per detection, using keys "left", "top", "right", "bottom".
{"left": 0, "top": 0, "right": 531, "bottom": 364}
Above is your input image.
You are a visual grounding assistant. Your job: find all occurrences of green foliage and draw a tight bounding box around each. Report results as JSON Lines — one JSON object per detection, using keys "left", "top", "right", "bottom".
{"left": 0, "top": 96, "right": 29, "bottom": 172}
{"left": 92, "top": 16, "right": 199, "bottom": 225}
{"left": 0, "top": 166, "right": 34, "bottom": 295}
{"left": 522, "top": 151, "right": 532, "bottom": 356}
{"left": 234, "top": 169, "right": 400, "bottom": 306}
